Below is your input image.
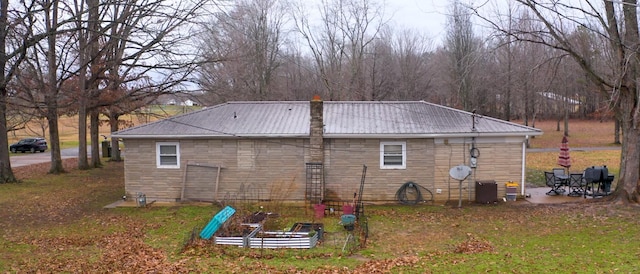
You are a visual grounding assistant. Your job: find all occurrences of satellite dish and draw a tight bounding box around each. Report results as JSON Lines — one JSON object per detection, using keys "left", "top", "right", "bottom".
{"left": 449, "top": 165, "right": 472, "bottom": 181}
{"left": 449, "top": 165, "right": 473, "bottom": 208}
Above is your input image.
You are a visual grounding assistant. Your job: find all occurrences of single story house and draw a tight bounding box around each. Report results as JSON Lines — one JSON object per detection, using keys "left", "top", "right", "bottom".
{"left": 111, "top": 98, "right": 542, "bottom": 204}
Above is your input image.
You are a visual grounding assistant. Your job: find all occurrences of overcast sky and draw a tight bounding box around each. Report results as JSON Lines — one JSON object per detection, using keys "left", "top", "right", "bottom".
{"left": 386, "top": 0, "right": 449, "bottom": 43}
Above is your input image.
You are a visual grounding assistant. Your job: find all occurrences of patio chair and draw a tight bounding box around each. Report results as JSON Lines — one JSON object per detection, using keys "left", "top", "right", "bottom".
{"left": 567, "top": 173, "right": 585, "bottom": 197}
{"left": 545, "top": 171, "right": 565, "bottom": 195}
{"left": 552, "top": 168, "right": 569, "bottom": 186}
{"left": 552, "top": 168, "right": 570, "bottom": 194}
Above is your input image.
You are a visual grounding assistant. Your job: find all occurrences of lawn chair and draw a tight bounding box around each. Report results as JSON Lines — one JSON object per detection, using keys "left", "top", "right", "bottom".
{"left": 545, "top": 171, "right": 564, "bottom": 195}
{"left": 567, "top": 173, "right": 585, "bottom": 197}
{"left": 553, "top": 168, "right": 569, "bottom": 190}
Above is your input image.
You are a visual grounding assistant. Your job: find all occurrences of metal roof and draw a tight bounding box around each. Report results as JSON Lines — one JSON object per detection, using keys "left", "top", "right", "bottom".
{"left": 111, "top": 101, "right": 542, "bottom": 139}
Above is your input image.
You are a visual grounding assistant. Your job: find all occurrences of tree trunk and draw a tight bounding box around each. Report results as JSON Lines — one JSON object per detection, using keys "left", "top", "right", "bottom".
{"left": 0, "top": 88, "right": 16, "bottom": 183}
{"left": 77, "top": 103, "right": 89, "bottom": 170}
{"left": 44, "top": 70, "right": 64, "bottom": 174}
{"left": 0, "top": 0, "right": 16, "bottom": 183}
{"left": 611, "top": 120, "right": 640, "bottom": 204}
{"left": 75, "top": 0, "right": 91, "bottom": 170}
{"left": 44, "top": 0, "right": 64, "bottom": 174}
{"left": 46, "top": 104, "right": 64, "bottom": 174}
{"left": 109, "top": 113, "right": 121, "bottom": 161}
{"left": 614, "top": 118, "right": 621, "bottom": 144}
{"left": 90, "top": 109, "right": 101, "bottom": 168}
{"left": 610, "top": 0, "right": 640, "bottom": 203}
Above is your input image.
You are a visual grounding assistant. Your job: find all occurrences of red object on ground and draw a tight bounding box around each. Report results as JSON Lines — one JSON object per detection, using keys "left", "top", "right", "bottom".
{"left": 342, "top": 204, "right": 354, "bottom": 215}
{"left": 313, "top": 204, "right": 326, "bottom": 219}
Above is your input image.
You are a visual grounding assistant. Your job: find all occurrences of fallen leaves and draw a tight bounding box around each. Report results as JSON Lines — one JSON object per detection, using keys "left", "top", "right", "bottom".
{"left": 13, "top": 158, "right": 79, "bottom": 180}
{"left": 3, "top": 158, "right": 637, "bottom": 273}
{"left": 351, "top": 256, "right": 421, "bottom": 273}
{"left": 454, "top": 233, "right": 495, "bottom": 254}
{"left": 12, "top": 215, "right": 193, "bottom": 273}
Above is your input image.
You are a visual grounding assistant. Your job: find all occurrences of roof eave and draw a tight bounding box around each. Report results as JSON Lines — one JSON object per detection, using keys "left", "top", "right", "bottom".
{"left": 324, "top": 132, "right": 543, "bottom": 138}
{"left": 112, "top": 132, "right": 543, "bottom": 139}
{"left": 111, "top": 134, "right": 309, "bottom": 139}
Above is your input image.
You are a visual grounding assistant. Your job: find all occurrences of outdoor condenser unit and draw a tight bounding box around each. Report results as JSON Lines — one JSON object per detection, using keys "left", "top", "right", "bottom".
{"left": 475, "top": 180, "right": 497, "bottom": 204}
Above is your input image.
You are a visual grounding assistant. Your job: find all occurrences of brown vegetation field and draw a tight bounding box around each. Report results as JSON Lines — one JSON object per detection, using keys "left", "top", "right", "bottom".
{"left": 525, "top": 119, "right": 618, "bottom": 148}
{"left": 523, "top": 119, "right": 621, "bottom": 186}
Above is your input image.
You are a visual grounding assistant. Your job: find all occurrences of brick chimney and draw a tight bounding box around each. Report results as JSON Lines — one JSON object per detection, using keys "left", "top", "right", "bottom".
{"left": 309, "top": 95, "right": 324, "bottom": 163}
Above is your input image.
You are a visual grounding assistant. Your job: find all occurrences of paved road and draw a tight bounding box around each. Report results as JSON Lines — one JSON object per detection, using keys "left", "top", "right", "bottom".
{"left": 10, "top": 147, "right": 82, "bottom": 167}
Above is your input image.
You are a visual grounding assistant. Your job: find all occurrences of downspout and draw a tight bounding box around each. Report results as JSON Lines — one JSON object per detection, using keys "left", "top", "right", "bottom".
{"left": 521, "top": 136, "right": 527, "bottom": 195}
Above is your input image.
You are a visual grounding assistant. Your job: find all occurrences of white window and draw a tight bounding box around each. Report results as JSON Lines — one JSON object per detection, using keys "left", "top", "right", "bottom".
{"left": 156, "top": 142, "right": 180, "bottom": 168}
{"left": 380, "top": 141, "right": 406, "bottom": 169}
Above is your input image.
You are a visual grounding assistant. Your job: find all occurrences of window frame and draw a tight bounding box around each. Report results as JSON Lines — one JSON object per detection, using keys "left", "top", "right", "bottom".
{"left": 156, "top": 142, "right": 180, "bottom": 169}
{"left": 379, "top": 141, "right": 406, "bottom": 169}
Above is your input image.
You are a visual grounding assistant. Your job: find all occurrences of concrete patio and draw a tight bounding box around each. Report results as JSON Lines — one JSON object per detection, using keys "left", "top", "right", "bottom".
{"left": 524, "top": 186, "right": 605, "bottom": 204}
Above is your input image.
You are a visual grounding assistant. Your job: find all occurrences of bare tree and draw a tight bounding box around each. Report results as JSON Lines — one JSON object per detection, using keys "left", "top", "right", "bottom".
{"left": 196, "top": 0, "right": 436, "bottom": 104}
{"left": 444, "top": 0, "right": 479, "bottom": 111}
{"left": 68, "top": 0, "right": 203, "bottom": 168}
{"left": 9, "top": 13, "right": 66, "bottom": 172}
{"left": 72, "top": 0, "right": 91, "bottom": 169}
{"left": 291, "top": 0, "right": 387, "bottom": 100}
{"left": 363, "top": 29, "right": 393, "bottom": 100}
{"left": 376, "top": 27, "right": 435, "bottom": 100}
{"left": 198, "top": 0, "right": 286, "bottom": 103}
{"left": 42, "top": 0, "right": 64, "bottom": 173}
{"left": 0, "top": 0, "right": 19, "bottom": 181}
{"left": 0, "top": 0, "right": 66, "bottom": 182}
{"left": 276, "top": 47, "right": 321, "bottom": 100}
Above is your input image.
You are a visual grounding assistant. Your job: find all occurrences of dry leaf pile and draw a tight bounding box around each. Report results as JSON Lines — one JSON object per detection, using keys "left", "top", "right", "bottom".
{"left": 454, "top": 233, "right": 495, "bottom": 254}
{"left": 351, "top": 256, "right": 421, "bottom": 273}
{"left": 13, "top": 158, "right": 79, "bottom": 180}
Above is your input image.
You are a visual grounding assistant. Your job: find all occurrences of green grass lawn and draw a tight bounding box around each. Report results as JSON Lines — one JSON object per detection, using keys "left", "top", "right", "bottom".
{"left": 1, "top": 161, "right": 639, "bottom": 272}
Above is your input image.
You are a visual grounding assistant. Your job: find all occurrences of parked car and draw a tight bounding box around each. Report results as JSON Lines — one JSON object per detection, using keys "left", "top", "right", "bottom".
{"left": 9, "top": 137, "right": 48, "bottom": 153}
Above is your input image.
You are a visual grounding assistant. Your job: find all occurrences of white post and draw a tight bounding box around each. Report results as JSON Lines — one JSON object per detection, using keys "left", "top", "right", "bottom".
{"left": 521, "top": 137, "right": 528, "bottom": 195}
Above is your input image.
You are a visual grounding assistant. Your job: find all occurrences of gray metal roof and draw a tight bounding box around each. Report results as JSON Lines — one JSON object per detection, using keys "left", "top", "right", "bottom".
{"left": 111, "top": 101, "right": 542, "bottom": 139}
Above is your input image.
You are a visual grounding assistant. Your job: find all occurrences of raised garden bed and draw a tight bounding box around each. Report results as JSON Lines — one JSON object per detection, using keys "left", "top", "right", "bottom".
{"left": 214, "top": 222, "right": 323, "bottom": 249}
{"left": 215, "top": 230, "right": 319, "bottom": 249}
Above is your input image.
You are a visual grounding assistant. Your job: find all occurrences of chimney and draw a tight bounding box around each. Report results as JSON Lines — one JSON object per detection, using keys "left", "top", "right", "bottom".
{"left": 309, "top": 95, "right": 324, "bottom": 163}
